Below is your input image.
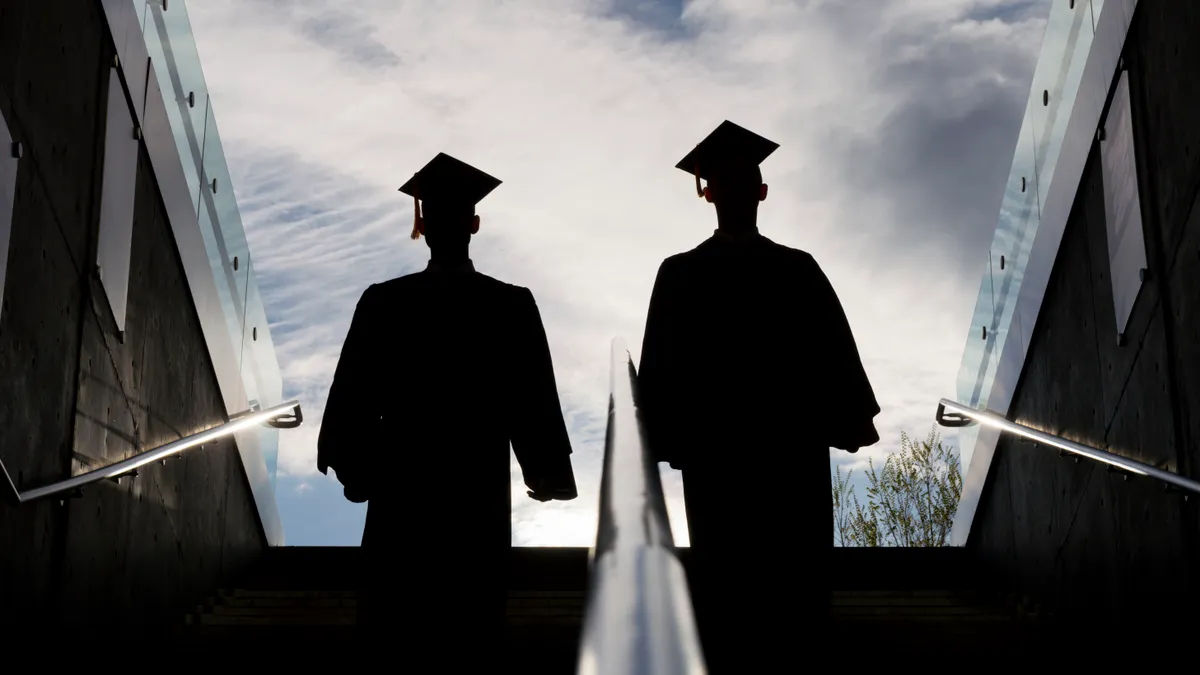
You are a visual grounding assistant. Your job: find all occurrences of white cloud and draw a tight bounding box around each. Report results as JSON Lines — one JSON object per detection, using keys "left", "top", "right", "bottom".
{"left": 187, "top": 0, "right": 1048, "bottom": 546}
{"left": 295, "top": 481, "right": 313, "bottom": 495}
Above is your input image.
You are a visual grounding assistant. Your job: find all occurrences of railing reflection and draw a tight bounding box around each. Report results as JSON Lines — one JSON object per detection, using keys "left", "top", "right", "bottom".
{"left": 576, "top": 339, "right": 705, "bottom": 675}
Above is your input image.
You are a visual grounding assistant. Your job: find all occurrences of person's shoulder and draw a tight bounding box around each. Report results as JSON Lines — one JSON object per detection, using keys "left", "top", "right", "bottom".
{"left": 659, "top": 241, "right": 711, "bottom": 273}
{"left": 472, "top": 271, "right": 527, "bottom": 293}
{"left": 369, "top": 271, "right": 426, "bottom": 297}
{"left": 760, "top": 236, "right": 819, "bottom": 268}
{"left": 471, "top": 271, "right": 537, "bottom": 304}
{"left": 687, "top": 235, "right": 722, "bottom": 256}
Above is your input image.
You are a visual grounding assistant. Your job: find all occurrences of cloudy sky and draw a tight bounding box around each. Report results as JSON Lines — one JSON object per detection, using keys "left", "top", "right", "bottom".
{"left": 187, "top": 0, "right": 1051, "bottom": 546}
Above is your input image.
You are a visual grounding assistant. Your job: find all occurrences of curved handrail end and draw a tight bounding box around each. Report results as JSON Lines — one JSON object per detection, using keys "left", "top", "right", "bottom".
{"left": 936, "top": 400, "right": 974, "bottom": 428}
{"left": 266, "top": 402, "right": 303, "bottom": 429}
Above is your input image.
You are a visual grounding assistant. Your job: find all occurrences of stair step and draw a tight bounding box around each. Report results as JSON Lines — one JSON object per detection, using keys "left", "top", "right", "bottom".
{"left": 833, "top": 614, "right": 1018, "bottom": 624}
{"left": 179, "top": 625, "right": 358, "bottom": 637}
{"left": 198, "top": 614, "right": 357, "bottom": 627}
{"left": 507, "top": 622, "right": 582, "bottom": 630}
{"left": 210, "top": 605, "right": 357, "bottom": 614}
{"left": 508, "top": 600, "right": 585, "bottom": 609}
{"left": 835, "top": 605, "right": 1005, "bottom": 615}
{"left": 832, "top": 599, "right": 979, "bottom": 608}
{"left": 218, "top": 596, "right": 359, "bottom": 609}
{"left": 835, "top": 588, "right": 974, "bottom": 593}
{"left": 224, "top": 589, "right": 356, "bottom": 599}
{"left": 508, "top": 618, "right": 583, "bottom": 626}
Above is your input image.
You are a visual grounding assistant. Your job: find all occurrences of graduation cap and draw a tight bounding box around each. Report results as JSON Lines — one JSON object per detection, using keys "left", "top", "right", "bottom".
{"left": 398, "top": 153, "right": 502, "bottom": 240}
{"left": 675, "top": 120, "right": 779, "bottom": 197}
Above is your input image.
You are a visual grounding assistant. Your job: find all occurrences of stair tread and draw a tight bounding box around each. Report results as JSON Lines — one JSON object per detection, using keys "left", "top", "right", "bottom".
{"left": 831, "top": 590, "right": 975, "bottom": 597}
{"left": 211, "top": 606, "right": 359, "bottom": 617}
{"left": 183, "top": 548, "right": 1047, "bottom": 637}
{"left": 199, "top": 614, "right": 358, "bottom": 627}
{"left": 219, "top": 596, "right": 359, "bottom": 607}
{"left": 225, "top": 589, "right": 356, "bottom": 598}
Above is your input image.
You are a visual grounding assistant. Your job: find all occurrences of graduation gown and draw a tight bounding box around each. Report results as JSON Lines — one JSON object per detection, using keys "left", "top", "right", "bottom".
{"left": 637, "top": 230, "right": 879, "bottom": 668}
{"left": 317, "top": 260, "right": 576, "bottom": 649}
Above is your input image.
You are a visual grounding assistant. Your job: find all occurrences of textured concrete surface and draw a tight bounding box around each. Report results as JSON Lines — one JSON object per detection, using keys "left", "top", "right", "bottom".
{"left": 969, "top": 0, "right": 1200, "bottom": 632}
{"left": 0, "top": 0, "right": 266, "bottom": 633}
{"left": 1130, "top": 0, "right": 1200, "bottom": 263}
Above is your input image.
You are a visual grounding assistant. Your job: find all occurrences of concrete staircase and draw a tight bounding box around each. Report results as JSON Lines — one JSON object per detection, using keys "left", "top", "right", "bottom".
{"left": 172, "top": 546, "right": 1051, "bottom": 665}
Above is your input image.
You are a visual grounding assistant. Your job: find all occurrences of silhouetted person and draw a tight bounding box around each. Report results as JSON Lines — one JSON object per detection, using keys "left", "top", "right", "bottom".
{"left": 638, "top": 121, "right": 880, "bottom": 671}
{"left": 317, "top": 153, "right": 578, "bottom": 662}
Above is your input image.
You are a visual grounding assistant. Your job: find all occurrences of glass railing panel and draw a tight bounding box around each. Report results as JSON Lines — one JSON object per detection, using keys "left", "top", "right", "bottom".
{"left": 955, "top": 264, "right": 995, "bottom": 409}
{"left": 954, "top": 263, "right": 993, "bottom": 474}
{"left": 953, "top": 0, "right": 1098, "bottom": 478}
{"left": 955, "top": 103, "right": 1038, "bottom": 422}
{"left": 199, "top": 96, "right": 252, "bottom": 335}
{"left": 949, "top": 103, "right": 1046, "bottom": 518}
{"left": 142, "top": 0, "right": 210, "bottom": 215}
{"left": 1029, "top": 0, "right": 1096, "bottom": 215}
{"left": 132, "top": 0, "right": 148, "bottom": 27}
{"left": 195, "top": 165, "right": 245, "bottom": 353}
{"left": 241, "top": 258, "right": 284, "bottom": 488}
{"left": 981, "top": 102, "right": 1041, "bottom": 419}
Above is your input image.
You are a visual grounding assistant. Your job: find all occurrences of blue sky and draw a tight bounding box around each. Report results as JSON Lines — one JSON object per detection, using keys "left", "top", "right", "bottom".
{"left": 187, "top": 0, "right": 1052, "bottom": 546}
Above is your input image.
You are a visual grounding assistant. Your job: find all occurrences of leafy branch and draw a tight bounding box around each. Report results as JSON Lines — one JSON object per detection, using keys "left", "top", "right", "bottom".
{"left": 832, "top": 426, "right": 962, "bottom": 547}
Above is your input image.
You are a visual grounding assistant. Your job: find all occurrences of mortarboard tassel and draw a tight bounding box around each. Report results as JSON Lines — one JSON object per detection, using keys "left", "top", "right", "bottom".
{"left": 693, "top": 160, "right": 704, "bottom": 198}
{"left": 410, "top": 181, "right": 422, "bottom": 240}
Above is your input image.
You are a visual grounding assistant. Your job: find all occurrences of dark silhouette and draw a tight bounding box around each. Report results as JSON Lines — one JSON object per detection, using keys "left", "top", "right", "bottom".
{"left": 638, "top": 121, "right": 880, "bottom": 671}
{"left": 317, "top": 153, "right": 578, "bottom": 661}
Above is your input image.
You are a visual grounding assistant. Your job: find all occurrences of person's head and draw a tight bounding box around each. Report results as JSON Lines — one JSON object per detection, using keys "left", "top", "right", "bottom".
{"left": 413, "top": 198, "right": 481, "bottom": 252}
{"left": 676, "top": 120, "right": 778, "bottom": 225}
{"left": 702, "top": 162, "right": 768, "bottom": 208}
{"left": 399, "top": 152, "right": 501, "bottom": 254}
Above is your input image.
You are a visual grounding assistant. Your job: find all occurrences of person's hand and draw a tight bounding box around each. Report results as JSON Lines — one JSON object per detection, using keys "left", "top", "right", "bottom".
{"left": 526, "top": 476, "right": 577, "bottom": 502}
{"left": 526, "top": 486, "right": 578, "bottom": 502}
{"left": 333, "top": 465, "right": 370, "bottom": 502}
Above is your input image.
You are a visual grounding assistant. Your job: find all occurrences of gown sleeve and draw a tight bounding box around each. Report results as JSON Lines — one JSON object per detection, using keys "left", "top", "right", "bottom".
{"left": 807, "top": 258, "right": 881, "bottom": 450}
{"left": 317, "top": 284, "right": 382, "bottom": 502}
{"left": 638, "top": 258, "right": 686, "bottom": 467}
{"left": 509, "top": 288, "right": 577, "bottom": 499}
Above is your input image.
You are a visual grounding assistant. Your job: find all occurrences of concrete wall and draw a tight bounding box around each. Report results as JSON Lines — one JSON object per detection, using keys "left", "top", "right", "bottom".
{"left": 0, "top": 0, "right": 265, "bottom": 632}
{"left": 969, "top": 0, "right": 1200, "bottom": 630}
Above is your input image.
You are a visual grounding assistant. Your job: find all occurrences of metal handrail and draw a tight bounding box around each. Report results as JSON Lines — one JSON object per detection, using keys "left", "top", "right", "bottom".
{"left": 576, "top": 339, "right": 706, "bottom": 675}
{"left": 1, "top": 399, "right": 303, "bottom": 506}
{"left": 936, "top": 398, "right": 1200, "bottom": 495}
